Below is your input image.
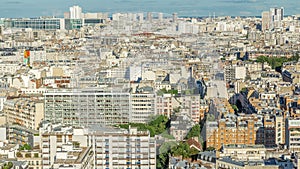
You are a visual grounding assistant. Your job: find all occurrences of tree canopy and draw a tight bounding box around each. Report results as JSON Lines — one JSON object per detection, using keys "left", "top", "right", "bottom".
{"left": 119, "top": 115, "right": 169, "bottom": 137}
{"left": 185, "top": 124, "right": 200, "bottom": 139}
{"left": 256, "top": 54, "right": 300, "bottom": 69}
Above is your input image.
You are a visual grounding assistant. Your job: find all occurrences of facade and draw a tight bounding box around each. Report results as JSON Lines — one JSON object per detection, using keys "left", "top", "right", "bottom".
{"left": 262, "top": 11, "right": 270, "bottom": 31}
{"left": 156, "top": 94, "right": 173, "bottom": 117}
{"left": 44, "top": 88, "right": 131, "bottom": 126}
{"left": 70, "top": 6, "right": 82, "bottom": 19}
{"left": 270, "top": 7, "right": 284, "bottom": 30}
{"left": 4, "top": 98, "right": 44, "bottom": 130}
{"left": 170, "top": 115, "right": 194, "bottom": 141}
{"left": 285, "top": 118, "right": 300, "bottom": 152}
{"left": 130, "top": 92, "right": 156, "bottom": 123}
{"left": 219, "top": 144, "right": 267, "bottom": 161}
{"left": 41, "top": 124, "right": 156, "bottom": 169}
{"left": 7, "top": 124, "right": 39, "bottom": 147}
{"left": 16, "top": 151, "right": 42, "bottom": 169}
{"left": 177, "top": 95, "right": 201, "bottom": 123}
{"left": 206, "top": 117, "right": 256, "bottom": 150}
{"left": 4, "top": 18, "right": 64, "bottom": 30}
{"left": 90, "top": 127, "right": 156, "bottom": 169}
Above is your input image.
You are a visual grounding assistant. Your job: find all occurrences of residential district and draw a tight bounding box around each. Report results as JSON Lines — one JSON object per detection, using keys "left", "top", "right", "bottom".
{"left": 0, "top": 5, "right": 299, "bottom": 169}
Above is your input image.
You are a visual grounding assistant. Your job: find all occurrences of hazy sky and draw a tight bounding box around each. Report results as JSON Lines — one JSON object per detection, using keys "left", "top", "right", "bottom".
{"left": 0, "top": 0, "right": 299, "bottom": 18}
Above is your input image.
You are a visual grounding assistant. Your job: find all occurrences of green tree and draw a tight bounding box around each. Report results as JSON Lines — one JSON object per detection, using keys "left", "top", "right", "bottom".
{"left": 20, "top": 144, "right": 31, "bottom": 150}
{"left": 171, "top": 142, "right": 191, "bottom": 159}
{"left": 186, "top": 124, "right": 200, "bottom": 139}
{"left": 206, "top": 147, "right": 215, "bottom": 151}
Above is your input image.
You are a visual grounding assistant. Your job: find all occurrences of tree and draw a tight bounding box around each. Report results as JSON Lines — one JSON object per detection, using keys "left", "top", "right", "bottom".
{"left": 3, "top": 162, "right": 13, "bottom": 169}
{"left": 231, "top": 104, "right": 238, "bottom": 112}
{"left": 206, "top": 147, "right": 215, "bottom": 151}
{"left": 186, "top": 124, "right": 200, "bottom": 139}
{"left": 16, "top": 152, "right": 22, "bottom": 158}
{"left": 20, "top": 144, "right": 31, "bottom": 151}
{"left": 171, "top": 142, "right": 191, "bottom": 159}
{"left": 157, "top": 141, "right": 177, "bottom": 169}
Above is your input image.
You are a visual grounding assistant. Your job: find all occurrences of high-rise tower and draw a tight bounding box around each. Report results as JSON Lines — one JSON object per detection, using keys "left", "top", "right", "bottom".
{"left": 70, "top": 5, "right": 82, "bottom": 19}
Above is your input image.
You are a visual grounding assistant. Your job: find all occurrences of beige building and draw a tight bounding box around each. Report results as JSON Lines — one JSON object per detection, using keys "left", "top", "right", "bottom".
{"left": 4, "top": 98, "right": 44, "bottom": 130}
{"left": 219, "top": 144, "right": 267, "bottom": 161}
{"left": 16, "top": 150, "right": 42, "bottom": 169}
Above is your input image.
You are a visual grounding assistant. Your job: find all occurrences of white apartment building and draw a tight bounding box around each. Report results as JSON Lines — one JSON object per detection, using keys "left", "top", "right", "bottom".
{"left": 131, "top": 93, "right": 156, "bottom": 123}
{"left": 285, "top": 118, "right": 300, "bottom": 152}
{"left": 70, "top": 6, "right": 83, "bottom": 19}
{"left": 41, "top": 124, "right": 156, "bottom": 169}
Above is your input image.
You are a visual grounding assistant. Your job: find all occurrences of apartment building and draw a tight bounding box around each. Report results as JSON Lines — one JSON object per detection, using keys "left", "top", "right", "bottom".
{"left": 16, "top": 150, "right": 42, "bottom": 169}
{"left": 90, "top": 126, "right": 156, "bottom": 169}
{"left": 205, "top": 115, "right": 256, "bottom": 150}
{"left": 219, "top": 144, "right": 267, "bottom": 161}
{"left": 3, "top": 98, "right": 44, "bottom": 130}
{"left": 44, "top": 88, "right": 131, "bottom": 126}
{"left": 156, "top": 94, "right": 173, "bottom": 117}
{"left": 285, "top": 118, "right": 300, "bottom": 152}
{"left": 176, "top": 95, "right": 201, "bottom": 123}
{"left": 130, "top": 92, "right": 156, "bottom": 123}
{"left": 40, "top": 123, "right": 156, "bottom": 169}
{"left": 0, "top": 61, "right": 21, "bottom": 75}
{"left": 4, "top": 18, "right": 64, "bottom": 30}
{"left": 3, "top": 97, "right": 43, "bottom": 146}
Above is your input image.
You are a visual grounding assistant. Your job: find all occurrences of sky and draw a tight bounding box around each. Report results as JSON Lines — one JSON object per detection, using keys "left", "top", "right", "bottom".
{"left": 0, "top": 0, "right": 299, "bottom": 18}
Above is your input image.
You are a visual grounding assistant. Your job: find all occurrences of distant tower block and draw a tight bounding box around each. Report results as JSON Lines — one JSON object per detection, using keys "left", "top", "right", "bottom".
{"left": 270, "top": 7, "right": 284, "bottom": 29}
{"left": 158, "top": 13, "right": 163, "bottom": 21}
{"left": 172, "top": 13, "right": 178, "bottom": 22}
{"left": 261, "top": 11, "right": 270, "bottom": 31}
{"left": 138, "top": 13, "right": 144, "bottom": 22}
{"left": 70, "top": 5, "right": 82, "bottom": 19}
{"left": 147, "top": 12, "right": 153, "bottom": 22}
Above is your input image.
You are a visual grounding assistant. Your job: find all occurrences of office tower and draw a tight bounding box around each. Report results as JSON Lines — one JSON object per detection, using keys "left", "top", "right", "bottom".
{"left": 158, "top": 12, "right": 163, "bottom": 21}
{"left": 70, "top": 5, "right": 82, "bottom": 19}
{"left": 147, "top": 12, "right": 152, "bottom": 22}
{"left": 262, "top": 11, "right": 270, "bottom": 31}
{"left": 270, "top": 7, "right": 284, "bottom": 30}
{"left": 172, "top": 13, "right": 178, "bottom": 22}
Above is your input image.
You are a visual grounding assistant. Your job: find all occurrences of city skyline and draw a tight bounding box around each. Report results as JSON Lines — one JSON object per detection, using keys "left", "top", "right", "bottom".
{"left": 0, "top": 0, "right": 299, "bottom": 18}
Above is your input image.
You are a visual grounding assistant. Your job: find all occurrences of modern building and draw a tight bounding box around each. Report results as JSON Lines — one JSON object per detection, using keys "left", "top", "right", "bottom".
{"left": 270, "top": 7, "right": 284, "bottom": 30}
{"left": 70, "top": 6, "right": 83, "bottom": 19}
{"left": 44, "top": 88, "right": 131, "bottom": 126}
{"left": 130, "top": 92, "right": 156, "bottom": 123}
{"left": 4, "top": 18, "right": 64, "bottom": 30}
